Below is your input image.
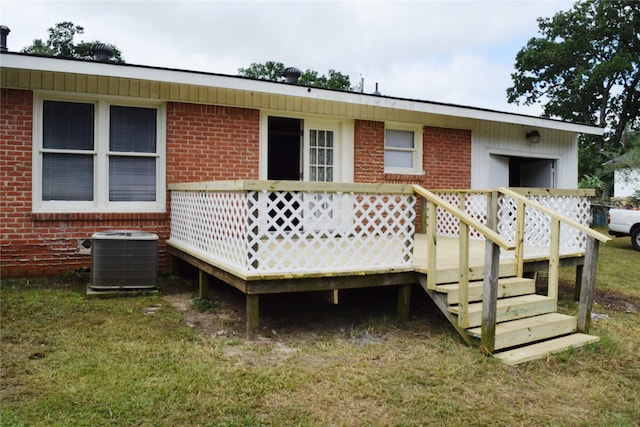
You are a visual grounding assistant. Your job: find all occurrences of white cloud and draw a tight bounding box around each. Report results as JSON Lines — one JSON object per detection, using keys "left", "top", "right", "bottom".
{"left": 0, "top": 0, "right": 571, "bottom": 116}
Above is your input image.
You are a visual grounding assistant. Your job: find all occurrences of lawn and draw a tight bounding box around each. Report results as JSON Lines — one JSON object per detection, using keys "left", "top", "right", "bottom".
{"left": 1, "top": 235, "right": 639, "bottom": 426}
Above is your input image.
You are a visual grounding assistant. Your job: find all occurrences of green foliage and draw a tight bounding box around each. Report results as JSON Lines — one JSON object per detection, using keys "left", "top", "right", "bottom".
{"left": 237, "top": 60, "right": 285, "bottom": 81}
{"left": 299, "top": 69, "right": 351, "bottom": 90}
{"left": 508, "top": 0, "right": 640, "bottom": 180}
{"left": 192, "top": 296, "right": 218, "bottom": 312}
{"left": 238, "top": 61, "right": 351, "bottom": 90}
{"left": 21, "top": 21, "right": 124, "bottom": 63}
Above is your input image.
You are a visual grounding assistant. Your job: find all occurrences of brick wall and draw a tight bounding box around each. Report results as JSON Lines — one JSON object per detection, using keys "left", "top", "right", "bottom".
{"left": 2, "top": 89, "right": 470, "bottom": 277}
{"left": 354, "top": 120, "right": 385, "bottom": 183}
{"left": 422, "top": 126, "right": 471, "bottom": 189}
{"left": 0, "top": 90, "right": 260, "bottom": 277}
{"left": 353, "top": 120, "right": 472, "bottom": 189}
{"left": 166, "top": 103, "right": 260, "bottom": 183}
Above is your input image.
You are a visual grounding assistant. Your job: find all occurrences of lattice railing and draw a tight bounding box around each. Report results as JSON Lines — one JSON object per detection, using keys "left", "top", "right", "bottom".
{"left": 169, "top": 181, "right": 416, "bottom": 277}
{"left": 433, "top": 190, "right": 592, "bottom": 257}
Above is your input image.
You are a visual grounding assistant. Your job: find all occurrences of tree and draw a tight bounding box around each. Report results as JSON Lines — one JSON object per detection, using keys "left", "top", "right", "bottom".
{"left": 21, "top": 22, "right": 124, "bottom": 63}
{"left": 238, "top": 61, "right": 351, "bottom": 90}
{"left": 507, "top": 0, "right": 640, "bottom": 179}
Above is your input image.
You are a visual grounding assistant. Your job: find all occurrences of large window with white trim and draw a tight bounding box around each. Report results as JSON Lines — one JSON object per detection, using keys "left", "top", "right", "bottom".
{"left": 34, "top": 97, "right": 165, "bottom": 212}
{"left": 384, "top": 125, "right": 422, "bottom": 174}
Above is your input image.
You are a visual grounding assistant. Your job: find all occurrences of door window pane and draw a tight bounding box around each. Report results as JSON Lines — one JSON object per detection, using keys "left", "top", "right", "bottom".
{"left": 42, "top": 153, "right": 93, "bottom": 201}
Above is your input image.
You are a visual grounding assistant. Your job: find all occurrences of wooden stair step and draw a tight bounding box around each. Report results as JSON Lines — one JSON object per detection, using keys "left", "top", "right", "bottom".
{"left": 449, "top": 294, "right": 556, "bottom": 328}
{"left": 466, "top": 313, "right": 577, "bottom": 350}
{"left": 493, "top": 333, "right": 600, "bottom": 366}
{"left": 437, "top": 277, "right": 535, "bottom": 305}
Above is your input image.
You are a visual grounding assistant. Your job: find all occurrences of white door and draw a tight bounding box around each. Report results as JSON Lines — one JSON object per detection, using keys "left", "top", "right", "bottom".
{"left": 303, "top": 123, "right": 347, "bottom": 232}
{"left": 489, "top": 154, "right": 510, "bottom": 187}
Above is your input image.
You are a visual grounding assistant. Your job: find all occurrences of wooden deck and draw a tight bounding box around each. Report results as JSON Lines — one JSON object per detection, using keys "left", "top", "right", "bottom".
{"left": 166, "top": 182, "right": 608, "bottom": 364}
{"left": 167, "top": 233, "right": 587, "bottom": 338}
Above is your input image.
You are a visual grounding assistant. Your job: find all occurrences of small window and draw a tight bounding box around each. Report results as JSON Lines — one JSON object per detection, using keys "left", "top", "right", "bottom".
{"left": 384, "top": 126, "right": 422, "bottom": 174}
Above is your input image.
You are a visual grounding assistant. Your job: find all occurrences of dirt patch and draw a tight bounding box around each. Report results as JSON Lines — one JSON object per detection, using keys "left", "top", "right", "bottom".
{"left": 161, "top": 275, "right": 638, "bottom": 343}
{"left": 160, "top": 278, "right": 442, "bottom": 342}
{"left": 544, "top": 279, "right": 640, "bottom": 314}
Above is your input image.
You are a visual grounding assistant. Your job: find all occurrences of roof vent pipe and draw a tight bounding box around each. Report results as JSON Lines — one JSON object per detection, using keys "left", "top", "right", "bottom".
{"left": 91, "top": 42, "right": 114, "bottom": 62}
{"left": 283, "top": 67, "right": 301, "bottom": 84}
{"left": 373, "top": 82, "right": 381, "bottom": 96}
{"left": 0, "top": 26, "right": 10, "bottom": 53}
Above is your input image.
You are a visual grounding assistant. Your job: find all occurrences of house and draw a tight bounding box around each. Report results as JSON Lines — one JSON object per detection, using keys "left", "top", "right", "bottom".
{"left": 603, "top": 152, "right": 640, "bottom": 199}
{"left": 2, "top": 47, "right": 614, "bottom": 364}
{"left": 0, "top": 50, "right": 604, "bottom": 278}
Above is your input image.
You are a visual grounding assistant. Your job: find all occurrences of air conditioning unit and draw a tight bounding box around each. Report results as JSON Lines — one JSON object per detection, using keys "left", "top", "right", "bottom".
{"left": 90, "top": 230, "right": 158, "bottom": 290}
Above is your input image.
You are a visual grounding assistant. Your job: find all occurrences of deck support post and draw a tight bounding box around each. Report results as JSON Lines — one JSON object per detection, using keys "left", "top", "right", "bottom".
{"left": 574, "top": 264, "right": 584, "bottom": 301}
{"left": 198, "top": 270, "right": 209, "bottom": 299}
{"left": 169, "top": 255, "right": 179, "bottom": 276}
{"left": 480, "top": 191, "right": 499, "bottom": 355}
{"left": 577, "top": 237, "right": 599, "bottom": 333}
{"left": 397, "top": 284, "right": 411, "bottom": 322}
{"left": 246, "top": 294, "right": 260, "bottom": 340}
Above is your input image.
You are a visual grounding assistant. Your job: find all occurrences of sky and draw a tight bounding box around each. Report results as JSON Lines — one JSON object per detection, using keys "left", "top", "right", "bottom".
{"left": 1, "top": 0, "right": 575, "bottom": 116}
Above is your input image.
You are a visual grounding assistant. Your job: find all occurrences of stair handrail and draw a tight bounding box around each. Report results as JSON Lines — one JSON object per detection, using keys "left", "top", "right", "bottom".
{"left": 413, "top": 186, "right": 514, "bottom": 343}
{"left": 496, "top": 187, "right": 611, "bottom": 335}
{"left": 413, "top": 186, "right": 514, "bottom": 251}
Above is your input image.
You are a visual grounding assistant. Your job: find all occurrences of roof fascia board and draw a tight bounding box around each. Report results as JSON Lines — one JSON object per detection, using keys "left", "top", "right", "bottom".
{"left": 2, "top": 53, "right": 604, "bottom": 136}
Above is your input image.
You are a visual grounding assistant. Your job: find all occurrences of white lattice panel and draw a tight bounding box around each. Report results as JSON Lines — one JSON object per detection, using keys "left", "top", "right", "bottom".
{"left": 497, "top": 194, "right": 590, "bottom": 258}
{"left": 246, "top": 191, "right": 416, "bottom": 274}
{"left": 431, "top": 193, "right": 487, "bottom": 240}
{"left": 171, "top": 189, "right": 415, "bottom": 276}
{"left": 170, "top": 191, "right": 249, "bottom": 271}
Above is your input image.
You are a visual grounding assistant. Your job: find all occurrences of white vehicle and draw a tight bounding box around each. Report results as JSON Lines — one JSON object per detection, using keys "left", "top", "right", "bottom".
{"left": 608, "top": 208, "right": 640, "bottom": 251}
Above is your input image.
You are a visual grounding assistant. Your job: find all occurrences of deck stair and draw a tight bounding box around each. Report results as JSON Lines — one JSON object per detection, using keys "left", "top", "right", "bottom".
{"left": 421, "top": 276, "right": 600, "bottom": 365}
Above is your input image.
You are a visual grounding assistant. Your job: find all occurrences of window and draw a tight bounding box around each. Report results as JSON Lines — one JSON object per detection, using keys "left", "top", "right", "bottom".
{"left": 384, "top": 126, "right": 422, "bottom": 174}
{"left": 34, "top": 97, "right": 165, "bottom": 212}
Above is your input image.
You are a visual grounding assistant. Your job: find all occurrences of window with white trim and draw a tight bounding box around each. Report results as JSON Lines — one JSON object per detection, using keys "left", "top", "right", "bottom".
{"left": 34, "top": 96, "right": 165, "bottom": 213}
{"left": 384, "top": 125, "right": 422, "bottom": 174}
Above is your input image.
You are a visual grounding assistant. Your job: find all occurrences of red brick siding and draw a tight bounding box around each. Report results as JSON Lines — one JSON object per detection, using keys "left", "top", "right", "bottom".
{"left": 421, "top": 126, "right": 471, "bottom": 189}
{"left": 354, "top": 120, "right": 385, "bottom": 183}
{"left": 166, "top": 103, "right": 260, "bottom": 183}
{"left": 353, "top": 121, "right": 471, "bottom": 189}
{"left": 1, "top": 90, "right": 260, "bottom": 277}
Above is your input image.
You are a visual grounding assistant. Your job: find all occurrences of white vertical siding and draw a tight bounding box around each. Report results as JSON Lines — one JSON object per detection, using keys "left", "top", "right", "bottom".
{"left": 470, "top": 120, "right": 579, "bottom": 189}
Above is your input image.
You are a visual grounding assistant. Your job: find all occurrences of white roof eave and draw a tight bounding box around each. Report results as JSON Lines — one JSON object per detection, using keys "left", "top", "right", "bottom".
{"left": 2, "top": 53, "right": 604, "bottom": 136}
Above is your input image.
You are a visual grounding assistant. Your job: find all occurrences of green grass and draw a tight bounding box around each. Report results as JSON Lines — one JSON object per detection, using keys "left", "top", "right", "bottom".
{"left": 1, "top": 239, "right": 639, "bottom": 426}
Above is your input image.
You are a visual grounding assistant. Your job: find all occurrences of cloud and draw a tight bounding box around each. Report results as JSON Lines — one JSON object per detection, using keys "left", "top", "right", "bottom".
{"left": 0, "top": 0, "right": 571, "bottom": 116}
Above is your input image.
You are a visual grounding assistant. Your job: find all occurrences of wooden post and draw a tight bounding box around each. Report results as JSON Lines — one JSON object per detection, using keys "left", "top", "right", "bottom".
{"left": 480, "top": 191, "right": 499, "bottom": 355}
{"left": 397, "top": 284, "right": 411, "bottom": 322}
{"left": 169, "top": 254, "right": 178, "bottom": 276}
{"left": 574, "top": 264, "right": 584, "bottom": 301}
{"left": 548, "top": 219, "right": 560, "bottom": 303}
{"left": 514, "top": 199, "right": 525, "bottom": 278}
{"left": 457, "top": 221, "right": 470, "bottom": 328}
{"left": 481, "top": 241, "right": 500, "bottom": 355}
{"left": 198, "top": 270, "right": 209, "bottom": 299}
{"left": 246, "top": 294, "right": 259, "bottom": 340}
{"left": 577, "top": 237, "right": 599, "bottom": 333}
{"left": 420, "top": 197, "right": 427, "bottom": 233}
{"left": 426, "top": 202, "right": 438, "bottom": 290}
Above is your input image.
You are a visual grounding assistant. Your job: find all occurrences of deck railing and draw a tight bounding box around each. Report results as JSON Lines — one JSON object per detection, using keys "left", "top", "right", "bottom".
{"left": 414, "top": 185, "right": 610, "bottom": 353}
{"left": 430, "top": 188, "right": 594, "bottom": 258}
{"left": 169, "top": 180, "right": 417, "bottom": 279}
